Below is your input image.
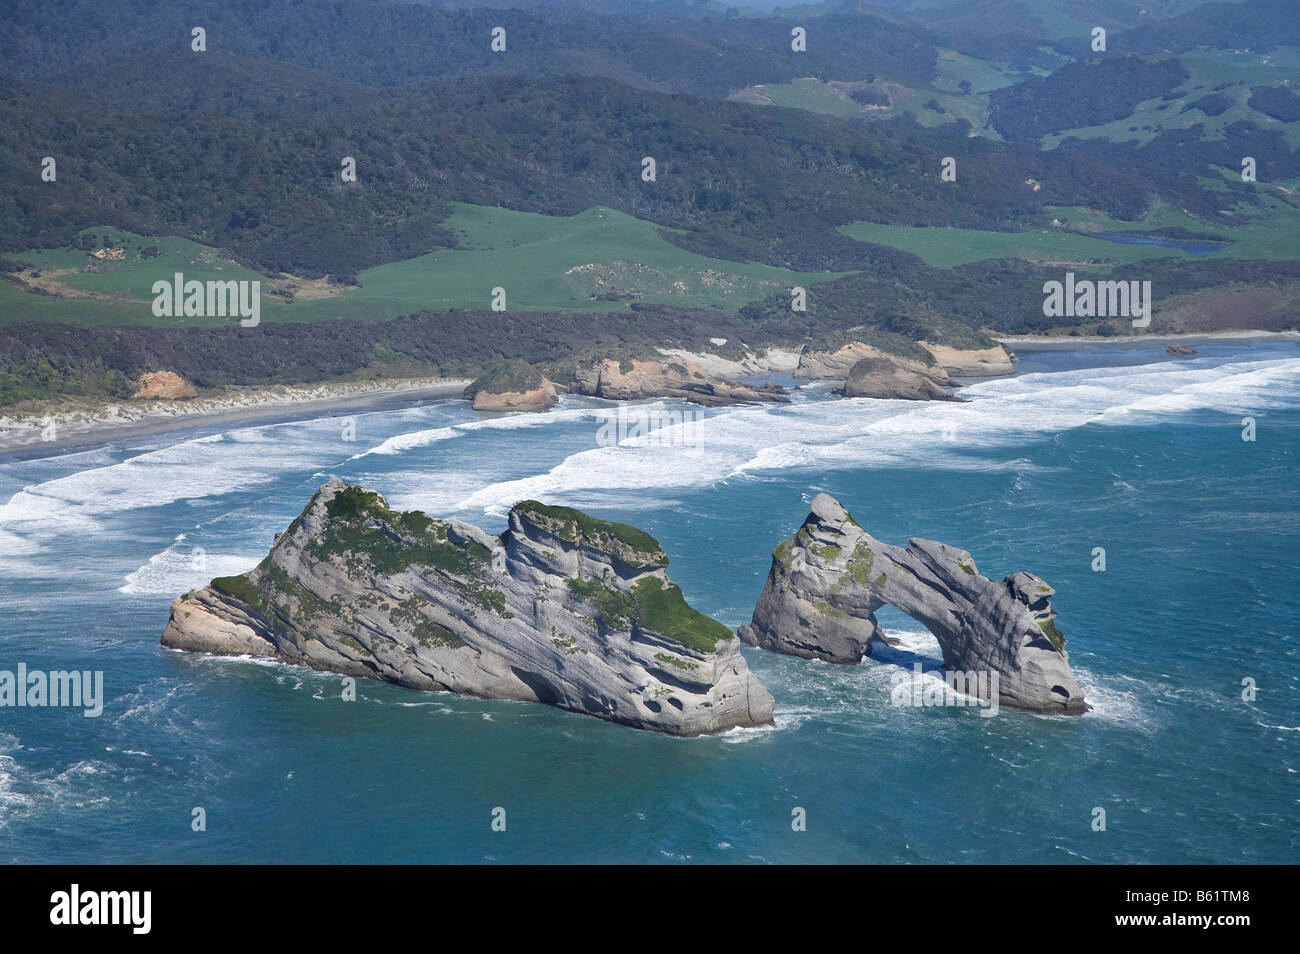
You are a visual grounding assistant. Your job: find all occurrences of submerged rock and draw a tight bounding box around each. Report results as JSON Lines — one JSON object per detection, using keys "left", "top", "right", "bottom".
{"left": 162, "top": 478, "right": 773, "bottom": 735}
{"left": 739, "top": 494, "right": 1086, "bottom": 715}
{"left": 838, "top": 355, "right": 965, "bottom": 402}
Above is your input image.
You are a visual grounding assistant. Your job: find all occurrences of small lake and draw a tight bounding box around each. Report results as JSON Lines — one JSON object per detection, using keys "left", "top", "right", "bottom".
{"left": 1095, "top": 233, "right": 1229, "bottom": 255}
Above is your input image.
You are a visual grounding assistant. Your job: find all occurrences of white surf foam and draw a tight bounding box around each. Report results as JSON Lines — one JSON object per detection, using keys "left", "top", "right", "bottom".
{"left": 4, "top": 353, "right": 1296, "bottom": 556}
{"left": 118, "top": 535, "right": 263, "bottom": 596}
{"left": 451, "top": 354, "right": 1300, "bottom": 516}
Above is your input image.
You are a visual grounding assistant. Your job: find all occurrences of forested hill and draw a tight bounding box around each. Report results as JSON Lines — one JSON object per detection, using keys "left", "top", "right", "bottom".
{"left": 1, "top": 0, "right": 1296, "bottom": 408}
{"left": 2, "top": 0, "right": 1293, "bottom": 280}
{"left": 2, "top": 64, "right": 1255, "bottom": 278}
{"left": 1113, "top": 0, "right": 1300, "bottom": 54}
{"left": 0, "top": 0, "right": 941, "bottom": 98}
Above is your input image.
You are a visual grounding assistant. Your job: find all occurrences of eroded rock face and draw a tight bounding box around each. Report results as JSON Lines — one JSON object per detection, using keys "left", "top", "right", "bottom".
{"left": 572, "top": 357, "right": 788, "bottom": 407}
{"left": 796, "top": 342, "right": 951, "bottom": 384}
{"left": 838, "top": 356, "right": 965, "bottom": 402}
{"left": 464, "top": 360, "right": 560, "bottom": 412}
{"left": 739, "top": 494, "right": 1085, "bottom": 715}
{"left": 134, "top": 370, "right": 197, "bottom": 399}
{"left": 162, "top": 478, "right": 774, "bottom": 735}
{"left": 471, "top": 381, "right": 559, "bottom": 412}
{"left": 918, "top": 342, "right": 1014, "bottom": 377}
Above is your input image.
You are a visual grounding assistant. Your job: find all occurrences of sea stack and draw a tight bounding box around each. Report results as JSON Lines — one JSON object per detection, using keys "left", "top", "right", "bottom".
{"left": 464, "top": 359, "right": 559, "bottom": 412}
{"left": 837, "top": 355, "right": 966, "bottom": 401}
{"left": 163, "top": 478, "right": 774, "bottom": 735}
{"left": 739, "top": 494, "right": 1086, "bottom": 715}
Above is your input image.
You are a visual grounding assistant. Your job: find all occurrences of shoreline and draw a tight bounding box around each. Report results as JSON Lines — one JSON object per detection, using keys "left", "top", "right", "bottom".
{"left": 0, "top": 378, "right": 473, "bottom": 461}
{"left": 3, "top": 330, "right": 1295, "bottom": 461}
{"left": 994, "top": 329, "right": 1300, "bottom": 351}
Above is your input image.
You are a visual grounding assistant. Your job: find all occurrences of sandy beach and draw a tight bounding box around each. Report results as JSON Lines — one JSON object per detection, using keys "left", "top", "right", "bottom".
{"left": 0, "top": 377, "right": 474, "bottom": 459}
{"left": 3, "top": 330, "right": 1296, "bottom": 460}
{"left": 995, "top": 329, "right": 1300, "bottom": 350}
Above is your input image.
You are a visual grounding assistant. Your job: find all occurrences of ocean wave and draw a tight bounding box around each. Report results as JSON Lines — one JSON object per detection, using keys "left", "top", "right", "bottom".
{"left": 4, "top": 352, "right": 1296, "bottom": 552}
{"left": 0, "top": 419, "right": 356, "bottom": 542}
{"left": 450, "top": 354, "right": 1300, "bottom": 515}
{"left": 0, "top": 732, "right": 115, "bottom": 832}
{"left": 1069, "top": 670, "right": 1156, "bottom": 727}
{"left": 349, "top": 425, "right": 463, "bottom": 459}
{"left": 119, "top": 534, "right": 263, "bottom": 596}
{"left": 348, "top": 403, "right": 606, "bottom": 460}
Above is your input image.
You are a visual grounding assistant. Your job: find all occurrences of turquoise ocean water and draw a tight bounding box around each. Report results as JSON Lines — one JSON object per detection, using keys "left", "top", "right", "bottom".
{"left": 0, "top": 340, "right": 1296, "bottom": 863}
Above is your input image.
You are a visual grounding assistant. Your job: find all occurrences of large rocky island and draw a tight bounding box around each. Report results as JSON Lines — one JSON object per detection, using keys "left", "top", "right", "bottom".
{"left": 162, "top": 478, "right": 774, "bottom": 735}
{"left": 739, "top": 494, "right": 1086, "bottom": 715}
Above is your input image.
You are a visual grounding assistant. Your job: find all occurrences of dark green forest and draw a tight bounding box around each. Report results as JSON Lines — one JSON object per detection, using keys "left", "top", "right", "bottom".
{"left": 0, "top": 0, "right": 1296, "bottom": 407}
{"left": 2, "top": 68, "right": 1193, "bottom": 277}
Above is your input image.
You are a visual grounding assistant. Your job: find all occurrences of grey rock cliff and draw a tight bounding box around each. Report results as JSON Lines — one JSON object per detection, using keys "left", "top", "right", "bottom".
{"left": 162, "top": 478, "right": 774, "bottom": 735}
{"left": 739, "top": 494, "right": 1086, "bottom": 715}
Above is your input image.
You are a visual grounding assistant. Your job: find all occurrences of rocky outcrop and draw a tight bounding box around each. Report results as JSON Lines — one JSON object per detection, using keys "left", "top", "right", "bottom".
{"left": 162, "top": 478, "right": 774, "bottom": 735}
{"left": 464, "top": 360, "right": 559, "bottom": 412}
{"left": 134, "top": 370, "right": 197, "bottom": 399}
{"left": 471, "top": 382, "right": 558, "bottom": 412}
{"left": 837, "top": 356, "right": 965, "bottom": 402}
{"left": 739, "top": 494, "right": 1085, "bottom": 715}
{"left": 572, "top": 357, "right": 788, "bottom": 407}
{"left": 655, "top": 346, "right": 801, "bottom": 378}
{"left": 796, "top": 342, "right": 951, "bottom": 385}
{"left": 918, "top": 342, "right": 1014, "bottom": 377}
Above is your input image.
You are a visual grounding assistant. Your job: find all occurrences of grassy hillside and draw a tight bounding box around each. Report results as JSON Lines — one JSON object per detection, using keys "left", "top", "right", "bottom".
{"left": 0, "top": 205, "right": 840, "bottom": 327}
{"left": 732, "top": 46, "right": 1033, "bottom": 134}
{"left": 1042, "top": 48, "right": 1300, "bottom": 150}
{"left": 841, "top": 191, "right": 1300, "bottom": 267}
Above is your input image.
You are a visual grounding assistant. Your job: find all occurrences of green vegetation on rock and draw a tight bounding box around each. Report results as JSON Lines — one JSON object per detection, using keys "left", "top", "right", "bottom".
{"left": 565, "top": 577, "right": 634, "bottom": 629}
{"left": 413, "top": 619, "right": 465, "bottom": 649}
{"left": 773, "top": 538, "right": 795, "bottom": 570}
{"left": 310, "top": 486, "right": 490, "bottom": 579}
{"left": 631, "top": 577, "right": 732, "bottom": 652}
{"left": 1038, "top": 618, "right": 1067, "bottom": 651}
{"left": 815, "top": 600, "right": 850, "bottom": 619}
{"left": 465, "top": 359, "right": 545, "bottom": 399}
{"left": 845, "top": 542, "right": 876, "bottom": 586}
{"left": 654, "top": 652, "right": 699, "bottom": 672}
{"left": 515, "top": 501, "right": 664, "bottom": 558}
{"left": 210, "top": 573, "right": 263, "bottom": 610}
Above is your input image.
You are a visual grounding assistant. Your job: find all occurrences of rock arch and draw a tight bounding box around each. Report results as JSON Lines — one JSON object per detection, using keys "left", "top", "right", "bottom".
{"left": 739, "top": 494, "right": 1086, "bottom": 715}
